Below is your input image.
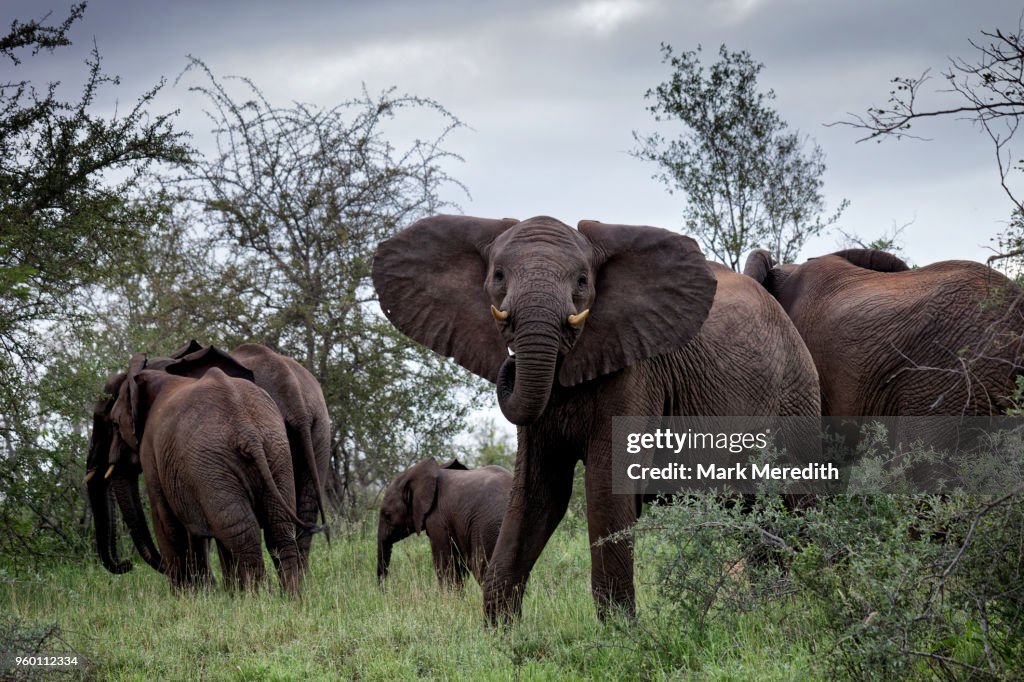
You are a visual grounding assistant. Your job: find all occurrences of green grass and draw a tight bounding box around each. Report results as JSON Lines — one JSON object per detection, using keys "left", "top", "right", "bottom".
{"left": 1, "top": 520, "right": 824, "bottom": 680}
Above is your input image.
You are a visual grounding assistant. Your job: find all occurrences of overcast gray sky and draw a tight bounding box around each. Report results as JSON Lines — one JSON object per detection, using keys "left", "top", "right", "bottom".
{"left": 8, "top": 0, "right": 1024, "bottom": 265}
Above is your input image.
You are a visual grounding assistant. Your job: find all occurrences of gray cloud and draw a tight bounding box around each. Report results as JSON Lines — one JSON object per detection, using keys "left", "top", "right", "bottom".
{"left": 6, "top": 0, "right": 1024, "bottom": 263}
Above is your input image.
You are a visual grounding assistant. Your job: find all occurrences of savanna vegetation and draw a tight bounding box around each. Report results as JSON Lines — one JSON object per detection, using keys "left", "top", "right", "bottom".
{"left": 2, "top": 5, "right": 1023, "bottom": 681}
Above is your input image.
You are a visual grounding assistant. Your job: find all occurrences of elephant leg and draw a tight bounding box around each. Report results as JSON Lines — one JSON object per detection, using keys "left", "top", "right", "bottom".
{"left": 452, "top": 546, "right": 470, "bottom": 591}
{"left": 145, "top": 477, "right": 189, "bottom": 592}
{"left": 210, "top": 502, "right": 265, "bottom": 593}
{"left": 183, "top": 535, "right": 213, "bottom": 589}
{"left": 215, "top": 540, "right": 239, "bottom": 592}
{"left": 585, "top": 460, "right": 638, "bottom": 619}
{"left": 292, "top": 463, "right": 316, "bottom": 570}
{"left": 263, "top": 511, "right": 301, "bottom": 596}
{"left": 483, "top": 433, "right": 577, "bottom": 624}
{"left": 429, "top": 535, "right": 466, "bottom": 591}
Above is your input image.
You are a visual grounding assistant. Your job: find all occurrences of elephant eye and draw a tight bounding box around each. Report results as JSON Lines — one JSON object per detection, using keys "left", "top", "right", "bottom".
{"left": 493, "top": 269, "right": 505, "bottom": 283}
{"left": 577, "top": 274, "right": 588, "bottom": 288}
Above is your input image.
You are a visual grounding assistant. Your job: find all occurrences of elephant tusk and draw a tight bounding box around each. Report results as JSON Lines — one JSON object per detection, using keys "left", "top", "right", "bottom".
{"left": 104, "top": 464, "right": 115, "bottom": 480}
{"left": 491, "top": 305, "right": 510, "bottom": 321}
{"left": 567, "top": 308, "right": 590, "bottom": 326}
{"left": 84, "top": 469, "right": 96, "bottom": 484}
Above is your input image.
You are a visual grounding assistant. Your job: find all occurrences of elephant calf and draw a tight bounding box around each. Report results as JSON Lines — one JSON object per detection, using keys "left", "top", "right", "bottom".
{"left": 377, "top": 458, "right": 512, "bottom": 589}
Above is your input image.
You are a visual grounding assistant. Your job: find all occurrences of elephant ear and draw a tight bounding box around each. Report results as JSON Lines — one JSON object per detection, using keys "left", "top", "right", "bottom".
{"left": 372, "top": 215, "right": 519, "bottom": 383}
{"left": 110, "top": 353, "right": 148, "bottom": 451}
{"left": 165, "top": 345, "right": 255, "bottom": 383}
{"left": 559, "top": 221, "right": 717, "bottom": 387}
{"left": 407, "top": 459, "right": 441, "bottom": 533}
{"left": 743, "top": 249, "right": 775, "bottom": 286}
{"left": 831, "top": 249, "right": 910, "bottom": 272}
{"left": 441, "top": 458, "right": 468, "bottom": 471}
{"left": 169, "top": 339, "right": 204, "bottom": 359}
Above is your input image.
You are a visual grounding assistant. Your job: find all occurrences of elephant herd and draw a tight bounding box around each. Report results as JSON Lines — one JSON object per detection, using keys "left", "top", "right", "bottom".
{"left": 86, "top": 341, "right": 330, "bottom": 595}
{"left": 87, "top": 213, "right": 1024, "bottom": 626}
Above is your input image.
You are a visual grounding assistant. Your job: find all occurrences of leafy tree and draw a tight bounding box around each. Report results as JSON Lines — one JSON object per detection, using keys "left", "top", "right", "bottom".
{"left": 836, "top": 219, "right": 912, "bottom": 261}
{"left": 0, "top": 4, "right": 188, "bottom": 563}
{"left": 158, "top": 59, "right": 485, "bottom": 516}
{"left": 460, "top": 418, "right": 516, "bottom": 469}
{"left": 634, "top": 44, "right": 847, "bottom": 270}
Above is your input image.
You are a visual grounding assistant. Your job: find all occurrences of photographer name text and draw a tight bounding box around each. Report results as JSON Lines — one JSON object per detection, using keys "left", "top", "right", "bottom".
{"left": 626, "top": 462, "right": 839, "bottom": 481}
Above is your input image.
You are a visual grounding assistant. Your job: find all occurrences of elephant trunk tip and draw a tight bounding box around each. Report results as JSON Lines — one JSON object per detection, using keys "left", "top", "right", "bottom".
{"left": 105, "top": 559, "right": 134, "bottom": 575}
{"left": 496, "top": 355, "right": 551, "bottom": 425}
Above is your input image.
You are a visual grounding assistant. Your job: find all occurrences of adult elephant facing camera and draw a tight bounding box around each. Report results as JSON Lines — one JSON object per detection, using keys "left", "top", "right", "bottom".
{"left": 373, "top": 215, "right": 819, "bottom": 622}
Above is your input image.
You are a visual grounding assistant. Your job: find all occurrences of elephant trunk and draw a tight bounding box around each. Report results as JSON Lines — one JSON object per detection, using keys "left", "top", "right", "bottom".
{"left": 87, "top": 472, "right": 132, "bottom": 574}
{"left": 86, "top": 419, "right": 133, "bottom": 575}
{"left": 497, "top": 317, "right": 561, "bottom": 426}
{"left": 377, "top": 521, "right": 394, "bottom": 584}
{"left": 111, "top": 474, "right": 165, "bottom": 573}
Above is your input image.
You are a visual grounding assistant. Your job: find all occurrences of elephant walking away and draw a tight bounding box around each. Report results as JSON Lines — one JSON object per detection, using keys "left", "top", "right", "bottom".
{"left": 171, "top": 343, "right": 331, "bottom": 571}
{"left": 87, "top": 342, "right": 331, "bottom": 576}
{"left": 373, "top": 215, "right": 820, "bottom": 622}
{"left": 109, "top": 353, "right": 311, "bottom": 594}
{"left": 744, "top": 248, "right": 1024, "bottom": 417}
{"left": 377, "top": 458, "right": 512, "bottom": 589}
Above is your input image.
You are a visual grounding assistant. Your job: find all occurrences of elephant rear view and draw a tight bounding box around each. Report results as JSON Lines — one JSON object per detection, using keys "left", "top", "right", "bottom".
{"left": 111, "top": 353, "right": 311, "bottom": 595}
{"left": 745, "top": 248, "right": 1024, "bottom": 417}
{"left": 377, "top": 458, "right": 512, "bottom": 589}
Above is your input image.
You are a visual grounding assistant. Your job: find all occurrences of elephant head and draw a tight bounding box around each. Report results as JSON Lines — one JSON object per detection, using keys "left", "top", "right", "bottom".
{"left": 377, "top": 457, "right": 468, "bottom": 583}
{"left": 372, "top": 215, "right": 717, "bottom": 425}
{"left": 86, "top": 341, "right": 253, "bottom": 575}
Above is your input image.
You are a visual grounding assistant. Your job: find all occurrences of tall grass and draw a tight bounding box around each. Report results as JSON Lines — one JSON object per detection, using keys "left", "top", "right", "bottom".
{"left": 1, "top": 519, "right": 822, "bottom": 680}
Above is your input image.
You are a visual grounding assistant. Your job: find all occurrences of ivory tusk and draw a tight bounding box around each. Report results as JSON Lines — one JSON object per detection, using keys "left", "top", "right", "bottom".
{"left": 568, "top": 308, "right": 590, "bottom": 326}
{"left": 104, "top": 464, "right": 116, "bottom": 480}
{"left": 491, "top": 305, "right": 510, "bottom": 321}
{"left": 84, "top": 469, "right": 96, "bottom": 484}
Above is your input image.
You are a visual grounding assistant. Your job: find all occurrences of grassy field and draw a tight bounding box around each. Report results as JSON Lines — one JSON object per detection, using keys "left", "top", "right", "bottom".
{"left": 1, "top": 517, "right": 823, "bottom": 680}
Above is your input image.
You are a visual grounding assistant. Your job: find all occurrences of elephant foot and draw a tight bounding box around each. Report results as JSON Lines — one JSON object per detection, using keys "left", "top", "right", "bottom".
{"left": 594, "top": 595, "right": 637, "bottom": 622}
{"left": 483, "top": 579, "right": 524, "bottom": 626}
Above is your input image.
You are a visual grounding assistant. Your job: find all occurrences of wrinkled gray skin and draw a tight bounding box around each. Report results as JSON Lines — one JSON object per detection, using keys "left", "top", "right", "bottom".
{"left": 744, "top": 248, "right": 1024, "bottom": 417}
{"left": 111, "top": 354, "right": 306, "bottom": 594}
{"left": 87, "top": 342, "right": 330, "bottom": 576}
{"left": 373, "top": 215, "right": 820, "bottom": 623}
{"left": 377, "top": 458, "right": 512, "bottom": 589}
{"left": 186, "top": 344, "right": 331, "bottom": 571}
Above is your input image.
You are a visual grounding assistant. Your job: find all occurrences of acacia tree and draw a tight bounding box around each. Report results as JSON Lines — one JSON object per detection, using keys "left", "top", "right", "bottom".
{"left": 169, "top": 59, "right": 484, "bottom": 515}
{"left": 837, "top": 21, "right": 1024, "bottom": 266}
{"left": 0, "top": 5, "right": 188, "bottom": 561}
{"left": 634, "top": 44, "right": 847, "bottom": 270}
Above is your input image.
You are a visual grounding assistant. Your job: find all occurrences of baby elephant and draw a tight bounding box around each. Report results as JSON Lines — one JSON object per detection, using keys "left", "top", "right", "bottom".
{"left": 377, "top": 458, "right": 512, "bottom": 589}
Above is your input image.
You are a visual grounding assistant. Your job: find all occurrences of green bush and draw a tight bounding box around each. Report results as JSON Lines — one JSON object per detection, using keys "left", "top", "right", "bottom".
{"left": 628, "top": 490, "right": 1024, "bottom": 681}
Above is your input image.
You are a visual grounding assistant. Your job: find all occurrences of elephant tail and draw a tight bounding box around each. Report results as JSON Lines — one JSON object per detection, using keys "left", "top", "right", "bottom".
{"left": 249, "top": 437, "right": 327, "bottom": 539}
{"left": 296, "top": 422, "right": 329, "bottom": 536}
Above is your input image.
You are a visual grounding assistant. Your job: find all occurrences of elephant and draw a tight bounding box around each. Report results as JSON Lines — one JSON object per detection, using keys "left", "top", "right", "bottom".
{"left": 377, "top": 458, "right": 512, "bottom": 589}
{"left": 86, "top": 342, "right": 331, "bottom": 575}
{"left": 85, "top": 343, "right": 201, "bottom": 575}
{"left": 372, "top": 214, "right": 820, "bottom": 622}
{"left": 743, "top": 248, "right": 1024, "bottom": 418}
{"left": 109, "top": 353, "right": 310, "bottom": 594}
{"left": 172, "top": 343, "right": 331, "bottom": 570}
